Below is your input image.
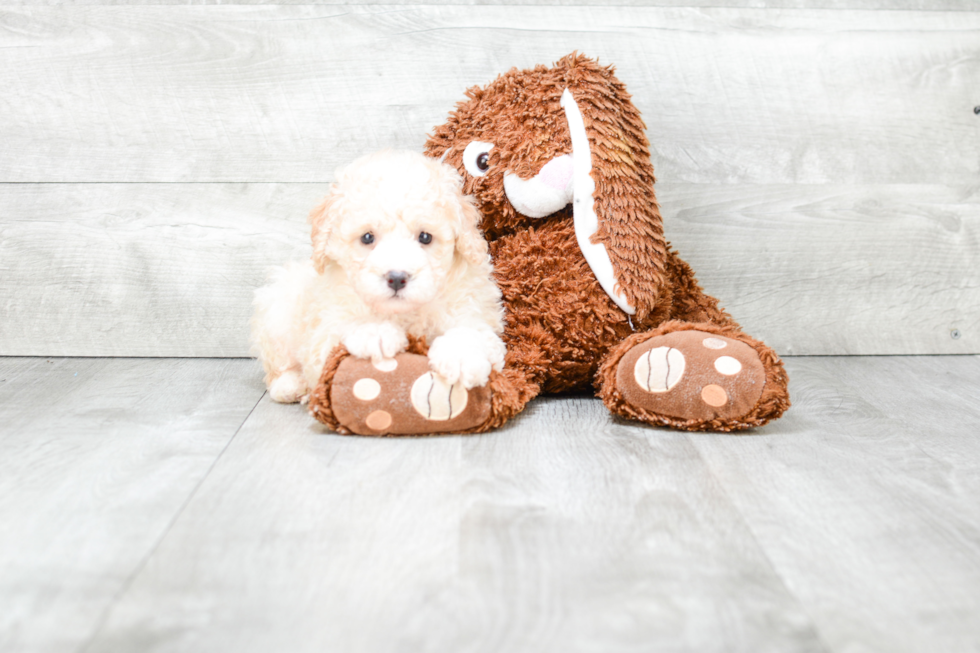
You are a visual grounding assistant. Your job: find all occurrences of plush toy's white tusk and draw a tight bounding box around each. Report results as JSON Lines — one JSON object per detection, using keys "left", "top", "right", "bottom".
{"left": 502, "top": 156, "right": 574, "bottom": 219}
{"left": 560, "top": 88, "right": 635, "bottom": 315}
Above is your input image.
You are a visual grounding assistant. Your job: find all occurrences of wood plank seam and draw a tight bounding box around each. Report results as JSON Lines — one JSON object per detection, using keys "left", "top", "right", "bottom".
{"left": 681, "top": 428, "right": 837, "bottom": 653}
{"left": 74, "top": 390, "right": 268, "bottom": 653}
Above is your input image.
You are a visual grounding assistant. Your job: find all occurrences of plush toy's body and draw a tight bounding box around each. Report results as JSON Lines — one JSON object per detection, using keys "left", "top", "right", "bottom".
{"left": 486, "top": 218, "right": 725, "bottom": 394}
{"left": 310, "top": 54, "right": 789, "bottom": 434}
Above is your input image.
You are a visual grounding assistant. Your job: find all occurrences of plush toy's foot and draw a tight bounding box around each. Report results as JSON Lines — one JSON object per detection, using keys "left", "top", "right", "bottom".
{"left": 312, "top": 352, "right": 489, "bottom": 435}
{"left": 308, "top": 342, "right": 536, "bottom": 436}
{"left": 598, "top": 322, "right": 790, "bottom": 432}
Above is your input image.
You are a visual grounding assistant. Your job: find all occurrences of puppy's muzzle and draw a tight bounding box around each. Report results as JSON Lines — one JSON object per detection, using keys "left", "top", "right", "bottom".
{"left": 385, "top": 270, "right": 410, "bottom": 293}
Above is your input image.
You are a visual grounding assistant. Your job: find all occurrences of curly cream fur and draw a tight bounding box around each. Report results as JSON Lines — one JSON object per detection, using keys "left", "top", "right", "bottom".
{"left": 251, "top": 150, "right": 505, "bottom": 403}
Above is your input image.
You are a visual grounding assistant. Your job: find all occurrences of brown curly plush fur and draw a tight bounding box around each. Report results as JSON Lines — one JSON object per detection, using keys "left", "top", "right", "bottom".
{"left": 422, "top": 53, "right": 790, "bottom": 432}
{"left": 307, "top": 343, "right": 354, "bottom": 434}
{"left": 427, "top": 55, "right": 668, "bottom": 321}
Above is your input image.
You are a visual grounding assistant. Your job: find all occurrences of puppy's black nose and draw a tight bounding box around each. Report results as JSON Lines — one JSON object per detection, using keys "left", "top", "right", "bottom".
{"left": 385, "top": 270, "right": 409, "bottom": 292}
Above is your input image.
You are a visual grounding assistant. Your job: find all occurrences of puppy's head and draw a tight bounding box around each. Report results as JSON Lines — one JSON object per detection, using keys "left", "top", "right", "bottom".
{"left": 309, "top": 150, "right": 487, "bottom": 315}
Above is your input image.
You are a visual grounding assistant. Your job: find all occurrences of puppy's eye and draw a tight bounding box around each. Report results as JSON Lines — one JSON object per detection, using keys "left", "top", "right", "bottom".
{"left": 418, "top": 232, "right": 433, "bottom": 245}
{"left": 463, "top": 141, "right": 494, "bottom": 178}
{"left": 360, "top": 233, "right": 374, "bottom": 245}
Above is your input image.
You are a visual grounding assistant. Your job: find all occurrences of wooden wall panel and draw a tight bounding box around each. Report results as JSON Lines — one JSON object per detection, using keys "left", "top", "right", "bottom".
{"left": 1, "top": 182, "right": 975, "bottom": 356}
{"left": 663, "top": 184, "right": 980, "bottom": 356}
{"left": 0, "top": 183, "right": 318, "bottom": 357}
{"left": 0, "top": 6, "right": 977, "bottom": 356}
{"left": 11, "top": 1, "right": 980, "bottom": 10}
{"left": 0, "top": 7, "right": 977, "bottom": 184}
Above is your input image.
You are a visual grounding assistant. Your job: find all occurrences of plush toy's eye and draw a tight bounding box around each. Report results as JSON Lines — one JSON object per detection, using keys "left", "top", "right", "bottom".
{"left": 360, "top": 232, "right": 375, "bottom": 245}
{"left": 418, "top": 232, "right": 433, "bottom": 245}
{"left": 463, "top": 141, "right": 494, "bottom": 178}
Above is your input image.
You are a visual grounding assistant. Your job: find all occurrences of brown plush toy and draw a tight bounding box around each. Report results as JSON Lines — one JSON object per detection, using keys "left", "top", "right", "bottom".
{"left": 310, "top": 53, "right": 789, "bottom": 435}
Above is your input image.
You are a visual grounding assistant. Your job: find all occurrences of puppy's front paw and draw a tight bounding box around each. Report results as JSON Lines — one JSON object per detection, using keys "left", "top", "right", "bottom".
{"left": 428, "top": 328, "right": 506, "bottom": 389}
{"left": 343, "top": 322, "right": 408, "bottom": 364}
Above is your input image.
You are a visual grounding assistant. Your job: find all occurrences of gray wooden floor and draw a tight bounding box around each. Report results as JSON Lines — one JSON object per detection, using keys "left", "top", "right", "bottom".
{"left": 2, "top": 356, "right": 979, "bottom": 653}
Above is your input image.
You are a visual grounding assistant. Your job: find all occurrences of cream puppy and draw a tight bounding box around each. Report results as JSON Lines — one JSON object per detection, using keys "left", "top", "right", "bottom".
{"left": 251, "top": 150, "right": 506, "bottom": 404}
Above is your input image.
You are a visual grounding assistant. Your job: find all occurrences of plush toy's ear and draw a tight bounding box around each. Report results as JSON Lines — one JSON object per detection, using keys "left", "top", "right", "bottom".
{"left": 308, "top": 185, "right": 342, "bottom": 274}
{"left": 560, "top": 55, "right": 670, "bottom": 322}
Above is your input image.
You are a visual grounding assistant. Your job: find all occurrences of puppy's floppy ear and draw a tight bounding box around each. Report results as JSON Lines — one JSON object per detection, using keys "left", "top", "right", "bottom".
{"left": 452, "top": 185, "right": 490, "bottom": 268}
{"left": 431, "top": 156, "right": 490, "bottom": 268}
{"left": 308, "top": 185, "right": 342, "bottom": 274}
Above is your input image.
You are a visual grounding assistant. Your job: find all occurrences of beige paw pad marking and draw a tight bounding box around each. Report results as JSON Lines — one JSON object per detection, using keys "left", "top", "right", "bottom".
{"left": 701, "top": 384, "right": 728, "bottom": 407}
{"left": 714, "top": 356, "right": 742, "bottom": 376}
{"left": 634, "top": 346, "right": 685, "bottom": 393}
{"left": 365, "top": 410, "right": 392, "bottom": 431}
{"left": 373, "top": 358, "right": 398, "bottom": 372}
{"left": 410, "top": 372, "right": 468, "bottom": 421}
{"left": 702, "top": 337, "right": 728, "bottom": 350}
{"left": 352, "top": 378, "right": 381, "bottom": 401}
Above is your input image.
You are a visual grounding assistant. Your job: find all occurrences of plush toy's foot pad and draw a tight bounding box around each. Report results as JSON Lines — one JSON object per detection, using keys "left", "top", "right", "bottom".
{"left": 616, "top": 330, "right": 766, "bottom": 423}
{"left": 327, "top": 352, "right": 491, "bottom": 436}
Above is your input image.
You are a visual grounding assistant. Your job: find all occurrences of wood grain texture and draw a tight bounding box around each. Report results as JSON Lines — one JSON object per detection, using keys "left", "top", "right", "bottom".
{"left": 82, "top": 393, "right": 825, "bottom": 653}
{"left": 0, "top": 357, "right": 265, "bottom": 653}
{"left": 1, "top": 6, "right": 977, "bottom": 357}
{"left": 0, "top": 183, "right": 319, "bottom": 357}
{"left": 662, "top": 183, "right": 980, "bottom": 356}
{"left": 688, "top": 354, "right": 980, "bottom": 653}
{"left": 4, "top": 356, "right": 980, "bottom": 652}
{"left": 2, "top": 182, "right": 976, "bottom": 357}
{"left": 1, "top": 6, "right": 978, "bottom": 184}
{"left": 11, "top": 1, "right": 980, "bottom": 9}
